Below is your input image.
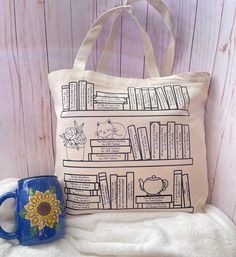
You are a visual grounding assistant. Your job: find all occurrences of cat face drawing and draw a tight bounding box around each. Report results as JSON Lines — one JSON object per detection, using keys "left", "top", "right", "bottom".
{"left": 96, "top": 119, "right": 126, "bottom": 139}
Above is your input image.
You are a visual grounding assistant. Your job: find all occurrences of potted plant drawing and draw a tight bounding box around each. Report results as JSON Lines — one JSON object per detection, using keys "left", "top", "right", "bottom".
{"left": 60, "top": 121, "right": 87, "bottom": 161}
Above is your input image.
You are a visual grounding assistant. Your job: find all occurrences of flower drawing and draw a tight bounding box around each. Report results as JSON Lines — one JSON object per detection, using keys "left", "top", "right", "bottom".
{"left": 60, "top": 121, "right": 87, "bottom": 150}
{"left": 24, "top": 190, "right": 62, "bottom": 230}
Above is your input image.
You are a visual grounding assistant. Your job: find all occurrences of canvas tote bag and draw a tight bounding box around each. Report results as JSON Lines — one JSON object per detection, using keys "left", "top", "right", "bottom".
{"left": 48, "top": 0, "right": 210, "bottom": 215}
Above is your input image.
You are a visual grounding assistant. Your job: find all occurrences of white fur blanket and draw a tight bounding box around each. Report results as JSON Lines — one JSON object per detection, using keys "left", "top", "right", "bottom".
{"left": 0, "top": 178, "right": 235, "bottom": 257}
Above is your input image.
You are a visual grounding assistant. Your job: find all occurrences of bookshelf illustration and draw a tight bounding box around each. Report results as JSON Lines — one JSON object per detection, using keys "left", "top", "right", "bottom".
{"left": 136, "top": 171, "right": 192, "bottom": 210}
{"left": 61, "top": 80, "right": 190, "bottom": 117}
{"left": 62, "top": 121, "right": 193, "bottom": 168}
{"left": 64, "top": 170, "right": 193, "bottom": 215}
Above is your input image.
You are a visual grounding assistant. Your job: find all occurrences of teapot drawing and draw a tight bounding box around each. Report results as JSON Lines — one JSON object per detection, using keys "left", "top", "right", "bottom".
{"left": 139, "top": 175, "right": 169, "bottom": 195}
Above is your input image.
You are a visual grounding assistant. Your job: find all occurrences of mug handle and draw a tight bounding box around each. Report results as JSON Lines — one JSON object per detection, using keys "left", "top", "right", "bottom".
{"left": 0, "top": 191, "right": 18, "bottom": 240}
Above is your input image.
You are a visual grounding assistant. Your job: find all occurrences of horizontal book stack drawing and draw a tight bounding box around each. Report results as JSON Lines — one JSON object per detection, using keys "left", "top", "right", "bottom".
{"left": 94, "top": 91, "right": 129, "bottom": 111}
{"left": 64, "top": 170, "right": 193, "bottom": 214}
{"left": 61, "top": 80, "right": 190, "bottom": 116}
{"left": 136, "top": 170, "right": 192, "bottom": 210}
{"left": 64, "top": 172, "right": 134, "bottom": 214}
{"left": 62, "top": 120, "right": 192, "bottom": 168}
{"left": 88, "top": 139, "right": 131, "bottom": 162}
{"left": 64, "top": 173, "right": 100, "bottom": 212}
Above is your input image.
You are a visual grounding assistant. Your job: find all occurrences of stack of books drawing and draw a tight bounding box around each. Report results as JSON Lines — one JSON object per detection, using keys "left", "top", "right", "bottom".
{"left": 61, "top": 81, "right": 190, "bottom": 116}
{"left": 88, "top": 139, "right": 131, "bottom": 162}
{"left": 64, "top": 170, "right": 193, "bottom": 214}
{"left": 136, "top": 170, "right": 192, "bottom": 210}
{"left": 64, "top": 173, "right": 101, "bottom": 211}
{"left": 94, "top": 91, "right": 129, "bottom": 111}
{"left": 64, "top": 172, "right": 135, "bottom": 213}
{"left": 128, "top": 122, "right": 191, "bottom": 161}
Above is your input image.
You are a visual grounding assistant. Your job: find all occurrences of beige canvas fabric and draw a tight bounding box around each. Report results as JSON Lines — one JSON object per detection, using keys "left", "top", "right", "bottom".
{"left": 48, "top": 1, "right": 210, "bottom": 215}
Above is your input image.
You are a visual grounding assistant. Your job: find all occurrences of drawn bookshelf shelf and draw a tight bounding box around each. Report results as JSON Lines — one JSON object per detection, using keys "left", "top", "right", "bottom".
{"left": 66, "top": 207, "right": 194, "bottom": 215}
{"left": 63, "top": 158, "right": 193, "bottom": 168}
{"left": 61, "top": 109, "right": 190, "bottom": 118}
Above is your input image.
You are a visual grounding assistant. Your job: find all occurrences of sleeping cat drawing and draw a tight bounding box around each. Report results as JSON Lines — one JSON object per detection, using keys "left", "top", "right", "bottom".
{"left": 96, "top": 119, "right": 127, "bottom": 139}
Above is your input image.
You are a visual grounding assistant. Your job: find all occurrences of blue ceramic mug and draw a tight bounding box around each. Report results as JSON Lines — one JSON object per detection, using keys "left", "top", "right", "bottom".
{"left": 0, "top": 176, "right": 65, "bottom": 245}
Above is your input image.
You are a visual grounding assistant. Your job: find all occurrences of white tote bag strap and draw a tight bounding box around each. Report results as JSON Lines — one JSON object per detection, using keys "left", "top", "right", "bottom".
{"left": 98, "top": 0, "right": 176, "bottom": 76}
{"left": 73, "top": 5, "right": 160, "bottom": 78}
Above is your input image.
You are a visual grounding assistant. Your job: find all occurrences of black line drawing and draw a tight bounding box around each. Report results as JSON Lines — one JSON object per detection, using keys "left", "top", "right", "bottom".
{"left": 60, "top": 80, "right": 190, "bottom": 118}
{"left": 64, "top": 170, "right": 193, "bottom": 214}
{"left": 96, "top": 119, "right": 127, "bottom": 139}
{"left": 62, "top": 121, "right": 193, "bottom": 167}
{"left": 136, "top": 170, "right": 193, "bottom": 210}
{"left": 139, "top": 175, "right": 168, "bottom": 195}
{"left": 60, "top": 121, "right": 87, "bottom": 161}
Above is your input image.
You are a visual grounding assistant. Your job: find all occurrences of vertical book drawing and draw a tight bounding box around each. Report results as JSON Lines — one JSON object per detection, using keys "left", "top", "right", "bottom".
{"left": 61, "top": 80, "right": 190, "bottom": 117}
{"left": 64, "top": 170, "right": 193, "bottom": 214}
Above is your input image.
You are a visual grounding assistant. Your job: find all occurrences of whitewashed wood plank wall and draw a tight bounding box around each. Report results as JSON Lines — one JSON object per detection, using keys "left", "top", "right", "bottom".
{"left": 0, "top": 0, "right": 235, "bottom": 223}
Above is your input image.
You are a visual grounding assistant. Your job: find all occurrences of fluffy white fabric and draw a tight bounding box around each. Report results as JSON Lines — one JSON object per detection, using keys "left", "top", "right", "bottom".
{"left": 0, "top": 178, "right": 235, "bottom": 257}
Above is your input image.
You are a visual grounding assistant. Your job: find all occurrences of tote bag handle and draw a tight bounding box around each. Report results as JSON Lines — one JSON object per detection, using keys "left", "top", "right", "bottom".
{"left": 73, "top": 5, "right": 160, "bottom": 77}
{"left": 98, "top": 0, "right": 176, "bottom": 76}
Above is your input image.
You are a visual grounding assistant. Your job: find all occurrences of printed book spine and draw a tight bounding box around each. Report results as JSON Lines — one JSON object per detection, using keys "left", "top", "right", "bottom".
{"left": 128, "top": 87, "right": 137, "bottom": 110}
{"left": 66, "top": 200, "right": 99, "bottom": 210}
{"left": 94, "top": 103, "right": 124, "bottom": 110}
{"left": 137, "top": 127, "right": 151, "bottom": 160}
{"left": 110, "top": 174, "right": 118, "bottom": 209}
{"left": 135, "top": 88, "right": 145, "bottom": 110}
{"left": 173, "top": 85, "right": 185, "bottom": 109}
{"left": 64, "top": 188, "right": 98, "bottom": 196}
{"left": 136, "top": 195, "right": 172, "bottom": 203}
{"left": 126, "top": 172, "right": 134, "bottom": 209}
{"left": 64, "top": 174, "right": 97, "bottom": 183}
{"left": 88, "top": 153, "right": 128, "bottom": 161}
{"left": 160, "top": 124, "right": 168, "bottom": 159}
{"left": 79, "top": 80, "right": 87, "bottom": 110}
{"left": 150, "top": 122, "right": 160, "bottom": 160}
{"left": 182, "top": 174, "right": 191, "bottom": 207}
{"left": 173, "top": 170, "right": 183, "bottom": 208}
{"left": 91, "top": 146, "right": 131, "bottom": 154}
{"left": 117, "top": 176, "right": 127, "bottom": 209}
{"left": 94, "top": 96, "right": 127, "bottom": 104}
{"left": 65, "top": 181, "right": 99, "bottom": 191}
{"left": 98, "top": 173, "right": 111, "bottom": 209}
{"left": 90, "top": 139, "right": 130, "bottom": 147}
{"left": 137, "top": 203, "right": 171, "bottom": 209}
{"left": 182, "top": 86, "right": 190, "bottom": 110}
{"left": 175, "top": 124, "right": 183, "bottom": 159}
{"left": 142, "top": 88, "right": 152, "bottom": 110}
{"left": 62, "top": 85, "right": 70, "bottom": 111}
{"left": 86, "top": 82, "right": 94, "bottom": 110}
{"left": 96, "top": 91, "right": 128, "bottom": 98}
{"left": 67, "top": 194, "right": 100, "bottom": 203}
{"left": 164, "top": 85, "right": 178, "bottom": 109}
{"left": 167, "top": 122, "right": 176, "bottom": 160}
{"left": 124, "top": 98, "right": 130, "bottom": 110}
{"left": 128, "top": 125, "right": 142, "bottom": 160}
{"left": 149, "top": 88, "right": 158, "bottom": 110}
{"left": 69, "top": 82, "right": 77, "bottom": 111}
{"left": 156, "top": 87, "right": 169, "bottom": 110}
{"left": 183, "top": 125, "right": 190, "bottom": 158}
